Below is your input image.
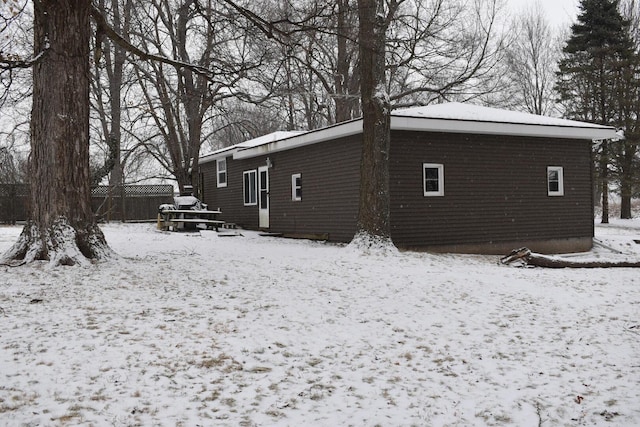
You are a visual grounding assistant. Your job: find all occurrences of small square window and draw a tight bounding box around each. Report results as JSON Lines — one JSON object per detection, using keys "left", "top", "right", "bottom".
{"left": 423, "top": 163, "right": 444, "bottom": 197}
{"left": 217, "top": 158, "right": 227, "bottom": 188}
{"left": 547, "top": 166, "right": 564, "bottom": 196}
{"left": 291, "top": 173, "right": 302, "bottom": 201}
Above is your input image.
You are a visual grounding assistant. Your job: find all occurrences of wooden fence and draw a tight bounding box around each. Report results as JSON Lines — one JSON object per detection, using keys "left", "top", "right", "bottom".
{"left": 0, "top": 184, "right": 174, "bottom": 224}
{"left": 0, "top": 184, "right": 29, "bottom": 225}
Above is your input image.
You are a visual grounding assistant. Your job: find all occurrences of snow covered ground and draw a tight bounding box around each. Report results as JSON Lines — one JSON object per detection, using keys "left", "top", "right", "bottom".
{"left": 1, "top": 220, "right": 639, "bottom": 426}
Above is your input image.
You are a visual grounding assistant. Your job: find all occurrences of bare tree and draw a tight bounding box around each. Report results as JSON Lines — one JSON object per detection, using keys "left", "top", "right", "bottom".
{"left": 0, "top": 1, "right": 32, "bottom": 105}
{"left": 128, "top": 0, "right": 264, "bottom": 194}
{"left": 290, "top": 0, "right": 360, "bottom": 125}
{"left": 262, "top": 0, "right": 507, "bottom": 125}
{"left": 90, "top": 0, "right": 135, "bottom": 189}
{"left": 502, "top": 2, "right": 560, "bottom": 115}
{"left": 386, "top": 0, "right": 507, "bottom": 107}
{"left": 0, "top": 1, "right": 33, "bottom": 148}
{"left": 208, "top": 100, "right": 284, "bottom": 149}
{"left": 233, "top": 0, "right": 359, "bottom": 129}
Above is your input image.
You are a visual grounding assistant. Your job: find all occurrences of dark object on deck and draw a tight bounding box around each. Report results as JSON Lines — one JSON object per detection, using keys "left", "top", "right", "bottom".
{"left": 158, "top": 194, "right": 224, "bottom": 231}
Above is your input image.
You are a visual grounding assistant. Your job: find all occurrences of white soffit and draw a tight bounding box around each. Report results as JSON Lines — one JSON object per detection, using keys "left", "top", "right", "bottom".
{"left": 390, "top": 116, "right": 619, "bottom": 140}
{"left": 200, "top": 146, "right": 237, "bottom": 164}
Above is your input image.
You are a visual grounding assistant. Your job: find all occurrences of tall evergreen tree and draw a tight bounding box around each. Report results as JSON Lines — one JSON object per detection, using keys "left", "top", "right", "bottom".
{"left": 556, "top": 0, "right": 638, "bottom": 222}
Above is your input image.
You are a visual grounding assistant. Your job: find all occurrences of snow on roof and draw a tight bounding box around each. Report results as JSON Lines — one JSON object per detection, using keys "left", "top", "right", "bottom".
{"left": 236, "top": 131, "right": 306, "bottom": 148}
{"left": 200, "top": 131, "right": 305, "bottom": 163}
{"left": 224, "top": 103, "right": 619, "bottom": 161}
{"left": 393, "top": 102, "right": 607, "bottom": 129}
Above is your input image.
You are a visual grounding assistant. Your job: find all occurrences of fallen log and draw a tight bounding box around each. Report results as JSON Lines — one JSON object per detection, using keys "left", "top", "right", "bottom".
{"left": 500, "top": 247, "right": 640, "bottom": 268}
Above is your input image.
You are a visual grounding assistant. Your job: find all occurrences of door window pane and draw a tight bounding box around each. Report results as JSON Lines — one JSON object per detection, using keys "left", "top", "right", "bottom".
{"left": 259, "top": 170, "right": 268, "bottom": 209}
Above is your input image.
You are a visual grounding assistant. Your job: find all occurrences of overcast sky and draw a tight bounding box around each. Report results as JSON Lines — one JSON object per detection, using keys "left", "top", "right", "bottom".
{"left": 507, "top": 0, "right": 580, "bottom": 29}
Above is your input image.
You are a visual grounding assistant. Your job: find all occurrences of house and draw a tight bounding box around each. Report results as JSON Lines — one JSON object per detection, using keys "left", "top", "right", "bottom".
{"left": 199, "top": 103, "right": 617, "bottom": 254}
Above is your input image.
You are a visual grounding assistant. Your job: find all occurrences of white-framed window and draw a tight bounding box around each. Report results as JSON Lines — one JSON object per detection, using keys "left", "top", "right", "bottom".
{"left": 423, "top": 163, "right": 444, "bottom": 197}
{"left": 243, "top": 170, "right": 257, "bottom": 205}
{"left": 291, "top": 173, "right": 302, "bottom": 201}
{"left": 547, "top": 166, "right": 564, "bottom": 196}
{"left": 216, "top": 158, "right": 227, "bottom": 188}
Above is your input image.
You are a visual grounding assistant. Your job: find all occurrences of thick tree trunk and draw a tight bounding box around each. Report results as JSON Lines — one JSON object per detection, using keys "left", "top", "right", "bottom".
{"left": 600, "top": 141, "right": 609, "bottom": 224}
{"left": 619, "top": 138, "right": 637, "bottom": 219}
{"left": 353, "top": 0, "right": 392, "bottom": 249}
{"left": 2, "top": 0, "right": 113, "bottom": 266}
{"left": 620, "top": 181, "right": 633, "bottom": 219}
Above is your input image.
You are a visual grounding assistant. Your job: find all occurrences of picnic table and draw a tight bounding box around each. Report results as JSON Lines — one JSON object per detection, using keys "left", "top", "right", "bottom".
{"left": 158, "top": 209, "right": 224, "bottom": 232}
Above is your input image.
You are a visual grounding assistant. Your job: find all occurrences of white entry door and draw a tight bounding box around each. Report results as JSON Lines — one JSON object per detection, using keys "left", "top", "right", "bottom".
{"left": 258, "top": 165, "right": 269, "bottom": 228}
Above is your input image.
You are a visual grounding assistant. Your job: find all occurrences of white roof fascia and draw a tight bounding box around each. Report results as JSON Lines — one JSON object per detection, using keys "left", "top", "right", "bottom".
{"left": 233, "top": 120, "right": 363, "bottom": 160}
{"left": 394, "top": 102, "right": 613, "bottom": 129}
{"left": 200, "top": 146, "right": 239, "bottom": 164}
{"left": 201, "top": 131, "right": 306, "bottom": 163}
{"left": 391, "top": 116, "right": 619, "bottom": 141}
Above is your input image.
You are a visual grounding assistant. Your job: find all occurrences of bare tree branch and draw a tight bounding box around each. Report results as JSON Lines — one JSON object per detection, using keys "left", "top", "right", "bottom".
{"left": 90, "top": 3, "right": 214, "bottom": 80}
{"left": 0, "top": 45, "right": 48, "bottom": 69}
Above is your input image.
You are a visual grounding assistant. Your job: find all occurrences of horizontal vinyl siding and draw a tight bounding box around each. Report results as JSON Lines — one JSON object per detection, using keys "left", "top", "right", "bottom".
{"left": 201, "top": 137, "right": 361, "bottom": 240}
{"left": 201, "top": 156, "right": 259, "bottom": 229}
{"left": 203, "top": 131, "right": 593, "bottom": 251}
{"left": 389, "top": 131, "right": 593, "bottom": 249}
{"left": 199, "top": 160, "right": 218, "bottom": 208}
{"left": 268, "top": 136, "right": 361, "bottom": 242}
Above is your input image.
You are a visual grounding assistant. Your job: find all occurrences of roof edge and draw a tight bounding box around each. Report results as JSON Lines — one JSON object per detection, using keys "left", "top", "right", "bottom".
{"left": 231, "top": 116, "right": 617, "bottom": 160}
{"left": 200, "top": 130, "right": 306, "bottom": 163}
{"left": 233, "top": 120, "right": 363, "bottom": 160}
{"left": 391, "top": 116, "right": 618, "bottom": 141}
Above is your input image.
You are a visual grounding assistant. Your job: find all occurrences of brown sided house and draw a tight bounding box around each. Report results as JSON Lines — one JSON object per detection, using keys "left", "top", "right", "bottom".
{"left": 199, "top": 103, "right": 617, "bottom": 254}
